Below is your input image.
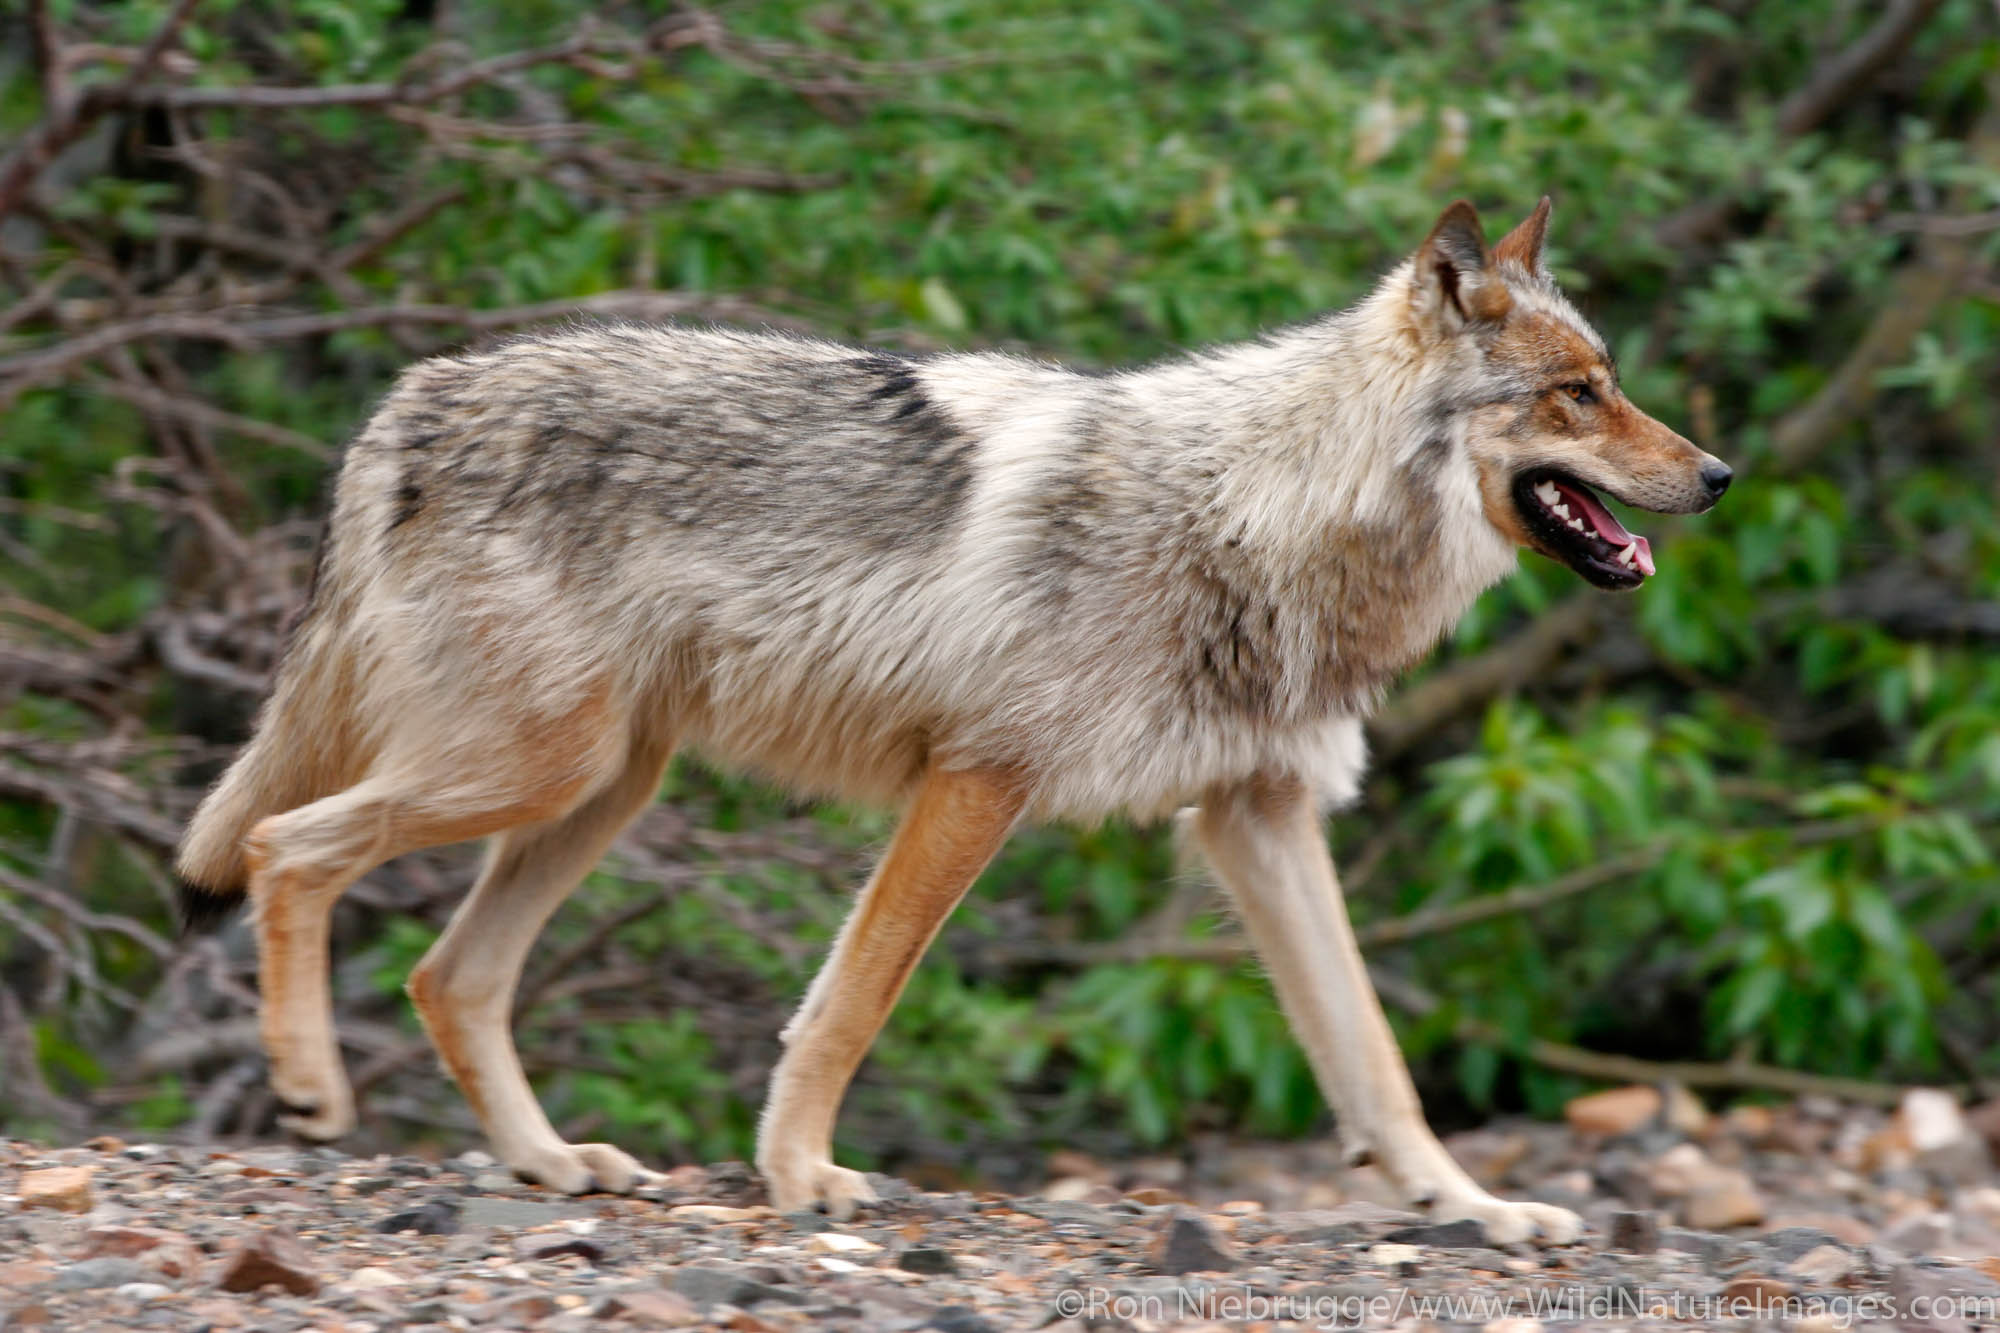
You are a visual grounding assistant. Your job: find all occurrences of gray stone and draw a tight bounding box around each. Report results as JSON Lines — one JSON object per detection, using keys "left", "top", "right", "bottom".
{"left": 670, "top": 1264, "right": 806, "bottom": 1309}
{"left": 374, "top": 1198, "right": 461, "bottom": 1236}
{"left": 781, "top": 1209, "right": 832, "bottom": 1232}
{"left": 52, "top": 1259, "right": 152, "bottom": 1291}
{"left": 897, "top": 1246, "right": 960, "bottom": 1276}
{"left": 1379, "top": 1217, "right": 1490, "bottom": 1249}
{"left": 1759, "top": 1226, "right": 1848, "bottom": 1262}
{"left": 925, "top": 1307, "right": 1001, "bottom": 1333}
{"left": 513, "top": 1232, "right": 606, "bottom": 1264}
{"left": 457, "top": 1197, "right": 591, "bottom": 1228}
{"left": 1150, "top": 1212, "right": 1238, "bottom": 1275}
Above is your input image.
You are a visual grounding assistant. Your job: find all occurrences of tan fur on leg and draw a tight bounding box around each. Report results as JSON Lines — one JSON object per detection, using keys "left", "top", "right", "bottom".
{"left": 407, "top": 738, "right": 675, "bottom": 1194}
{"left": 1195, "top": 774, "right": 1582, "bottom": 1245}
{"left": 246, "top": 693, "right": 629, "bottom": 1147}
{"left": 756, "top": 764, "right": 1025, "bottom": 1216}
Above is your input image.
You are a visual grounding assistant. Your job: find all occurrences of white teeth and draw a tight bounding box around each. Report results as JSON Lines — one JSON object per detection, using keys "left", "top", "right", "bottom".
{"left": 1567, "top": 517, "right": 1586, "bottom": 532}
{"left": 1534, "top": 481, "right": 1559, "bottom": 504}
{"left": 1552, "top": 502, "right": 1572, "bottom": 519}
{"left": 1617, "top": 543, "right": 1637, "bottom": 567}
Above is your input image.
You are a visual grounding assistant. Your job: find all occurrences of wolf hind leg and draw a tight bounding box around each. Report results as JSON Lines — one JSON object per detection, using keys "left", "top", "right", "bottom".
{"left": 406, "top": 733, "right": 676, "bottom": 1195}
{"left": 247, "top": 689, "right": 632, "bottom": 1146}
{"left": 756, "top": 764, "right": 1025, "bottom": 1217}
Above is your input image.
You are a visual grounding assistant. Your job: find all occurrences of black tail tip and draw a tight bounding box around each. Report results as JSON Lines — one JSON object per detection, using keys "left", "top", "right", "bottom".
{"left": 175, "top": 876, "right": 245, "bottom": 934}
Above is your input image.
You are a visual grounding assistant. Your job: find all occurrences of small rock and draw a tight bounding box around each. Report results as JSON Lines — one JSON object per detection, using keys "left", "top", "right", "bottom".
{"left": 1879, "top": 1209, "right": 1952, "bottom": 1256}
{"left": 596, "top": 1288, "right": 701, "bottom": 1326}
{"left": 112, "top": 1281, "right": 171, "bottom": 1303}
{"left": 477, "top": 1292, "right": 559, "bottom": 1324}
{"left": 513, "top": 1232, "right": 605, "bottom": 1264}
{"left": 1759, "top": 1226, "right": 1848, "bottom": 1262}
{"left": 469, "top": 1170, "right": 520, "bottom": 1193}
{"left": 1786, "top": 1244, "right": 1858, "bottom": 1285}
{"left": 1366, "top": 1242, "right": 1423, "bottom": 1269}
{"left": 338, "top": 1266, "right": 405, "bottom": 1289}
{"left": 77, "top": 1225, "right": 200, "bottom": 1279}
{"left": 1717, "top": 1275, "right": 1793, "bottom": 1312}
{"left": 667, "top": 1204, "right": 772, "bottom": 1223}
{"left": 1723, "top": 1104, "right": 1778, "bottom": 1144}
{"left": 1648, "top": 1142, "right": 1710, "bottom": 1196}
{"left": 1764, "top": 1211, "right": 1876, "bottom": 1247}
{"left": 453, "top": 1150, "right": 497, "bottom": 1171}
{"left": 1902, "top": 1089, "right": 1994, "bottom": 1182}
{"left": 804, "top": 1232, "right": 882, "bottom": 1255}
{"left": 925, "top": 1308, "right": 1001, "bottom": 1333}
{"left": 1149, "top": 1212, "right": 1237, "bottom": 1274}
{"left": 816, "top": 1255, "right": 864, "bottom": 1273}
{"left": 17, "top": 1168, "right": 93, "bottom": 1213}
{"left": 1124, "top": 1186, "right": 1183, "bottom": 1206}
{"left": 1683, "top": 1169, "right": 1765, "bottom": 1229}
{"left": 51, "top": 1258, "right": 151, "bottom": 1291}
{"left": 780, "top": 1210, "right": 833, "bottom": 1233}
{"left": 1380, "top": 1217, "right": 1489, "bottom": 1248}
{"left": 459, "top": 1196, "right": 589, "bottom": 1228}
{"left": 671, "top": 1265, "right": 805, "bottom": 1309}
{"left": 897, "top": 1247, "right": 959, "bottom": 1276}
{"left": 1565, "top": 1085, "right": 1662, "bottom": 1137}
{"left": 1889, "top": 1262, "right": 2000, "bottom": 1333}
{"left": 592, "top": 1280, "right": 704, "bottom": 1320}
{"left": 1445, "top": 1129, "right": 1532, "bottom": 1188}
{"left": 215, "top": 1227, "right": 320, "bottom": 1296}
{"left": 1663, "top": 1083, "right": 1711, "bottom": 1137}
{"left": 1609, "top": 1210, "right": 1660, "bottom": 1253}
{"left": 374, "top": 1198, "right": 461, "bottom": 1236}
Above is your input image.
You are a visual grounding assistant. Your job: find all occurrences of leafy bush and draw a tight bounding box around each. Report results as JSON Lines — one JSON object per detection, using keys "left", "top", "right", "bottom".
{"left": 2, "top": 0, "right": 1998, "bottom": 1171}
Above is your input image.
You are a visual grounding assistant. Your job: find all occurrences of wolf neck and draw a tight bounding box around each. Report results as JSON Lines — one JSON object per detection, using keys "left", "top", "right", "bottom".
{"left": 1118, "top": 284, "right": 1518, "bottom": 720}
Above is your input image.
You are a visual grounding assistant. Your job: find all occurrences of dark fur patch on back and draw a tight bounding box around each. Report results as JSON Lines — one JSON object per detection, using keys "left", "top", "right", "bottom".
{"left": 365, "top": 332, "right": 980, "bottom": 573}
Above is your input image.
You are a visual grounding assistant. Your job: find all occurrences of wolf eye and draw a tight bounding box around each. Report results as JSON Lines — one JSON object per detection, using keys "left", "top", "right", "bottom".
{"left": 1560, "top": 382, "right": 1595, "bottom": 404}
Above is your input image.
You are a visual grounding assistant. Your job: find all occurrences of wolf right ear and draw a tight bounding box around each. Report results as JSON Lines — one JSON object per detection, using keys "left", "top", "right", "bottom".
{"left": 1414, "top": 199, "right": 1509, "bottom": 330}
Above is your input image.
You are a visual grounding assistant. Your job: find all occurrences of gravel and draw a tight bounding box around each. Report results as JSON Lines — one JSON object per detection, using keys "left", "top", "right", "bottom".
{"left": 10, "top": 1090, "right": 2000, "bottom": 1329}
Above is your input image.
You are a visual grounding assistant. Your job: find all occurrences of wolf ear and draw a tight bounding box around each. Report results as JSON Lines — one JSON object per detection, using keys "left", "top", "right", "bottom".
{"left": 1414, "top": 199, "right": 1509, "bottom": 329}
{"left": 1492, "top": 195, "right": 1553, "bottom": 277}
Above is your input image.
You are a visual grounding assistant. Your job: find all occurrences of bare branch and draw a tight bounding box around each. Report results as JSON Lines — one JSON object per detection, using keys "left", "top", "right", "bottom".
{"left": 0, "top": 0, "right": 202, "bottom": 221}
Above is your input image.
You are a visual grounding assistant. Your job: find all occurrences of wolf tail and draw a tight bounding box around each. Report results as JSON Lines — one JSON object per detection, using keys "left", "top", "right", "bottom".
{"left": 173, "top": 601, "right": 360, "bottom": 932}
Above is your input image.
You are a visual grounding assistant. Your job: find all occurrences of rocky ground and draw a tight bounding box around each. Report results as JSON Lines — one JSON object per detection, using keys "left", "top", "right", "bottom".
{"left": 10, "top": 1086, "right": 2000, "bottom": 1331}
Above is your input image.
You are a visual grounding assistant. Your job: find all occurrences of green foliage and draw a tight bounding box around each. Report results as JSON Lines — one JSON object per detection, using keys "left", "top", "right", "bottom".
{"left": 5, "top": 0, "right": 2000, "bottom": 1169}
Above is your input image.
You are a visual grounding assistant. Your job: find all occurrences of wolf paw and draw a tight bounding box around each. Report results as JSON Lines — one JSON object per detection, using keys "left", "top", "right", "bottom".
{"left": 511, "top": 1142, "right": 662, "bottom": 1195}
{"left": 271, "top": 1076, "right": 356, "bottom": 1142}
{"left": 759, "top": 1154, "right": 878, "bottom": 1220}
{"left": 1429, "top": 1193, "right": 1583, "bottom": 1246}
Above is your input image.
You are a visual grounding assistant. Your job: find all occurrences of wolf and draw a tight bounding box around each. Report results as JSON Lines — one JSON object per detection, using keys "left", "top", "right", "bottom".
{"left": 176, "top": 198, "right": 1729, "bottom": 1244}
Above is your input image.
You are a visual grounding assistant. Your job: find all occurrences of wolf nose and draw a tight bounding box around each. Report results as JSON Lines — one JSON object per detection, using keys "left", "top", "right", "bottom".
{"left": 1699, "top": 461, "right": 1733, "bottom": 498}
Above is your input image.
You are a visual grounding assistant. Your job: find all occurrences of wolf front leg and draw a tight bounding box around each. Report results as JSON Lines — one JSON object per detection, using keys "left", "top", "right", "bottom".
{"left": 1194, "top": 773, "right": 1582, "bottom": 1245}
{"left": 756, "top": 764, "right": 1025, "bottom": 1218}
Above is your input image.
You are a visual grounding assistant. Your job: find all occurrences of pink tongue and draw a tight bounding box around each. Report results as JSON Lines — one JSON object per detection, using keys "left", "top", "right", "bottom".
{"left": 1553, "top": 481, "right": 1654, "bottom": 575}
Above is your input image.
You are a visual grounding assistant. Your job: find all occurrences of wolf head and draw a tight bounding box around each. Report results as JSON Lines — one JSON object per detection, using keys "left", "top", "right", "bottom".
{"left": 1404, "top": 198, "right": 1730, "bottom": 590}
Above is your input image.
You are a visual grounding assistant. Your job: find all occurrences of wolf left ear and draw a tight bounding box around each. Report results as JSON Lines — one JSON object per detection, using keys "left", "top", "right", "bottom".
{"left": 1414, "top": 199, "right": 1510, "bottom": 329}
{"left": 1492, "top": 196, "right": 1553, "bottom": 277}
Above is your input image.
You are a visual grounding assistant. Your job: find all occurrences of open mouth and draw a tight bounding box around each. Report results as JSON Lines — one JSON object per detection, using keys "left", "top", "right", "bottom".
{"left": 1512, "top": 470, "right": 1655, "bottom": 590}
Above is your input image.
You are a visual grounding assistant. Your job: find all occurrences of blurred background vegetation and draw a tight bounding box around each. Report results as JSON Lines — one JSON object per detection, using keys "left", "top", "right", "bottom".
{"left": 2, "top": 0, "right": 1998, "bottom": 1187}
